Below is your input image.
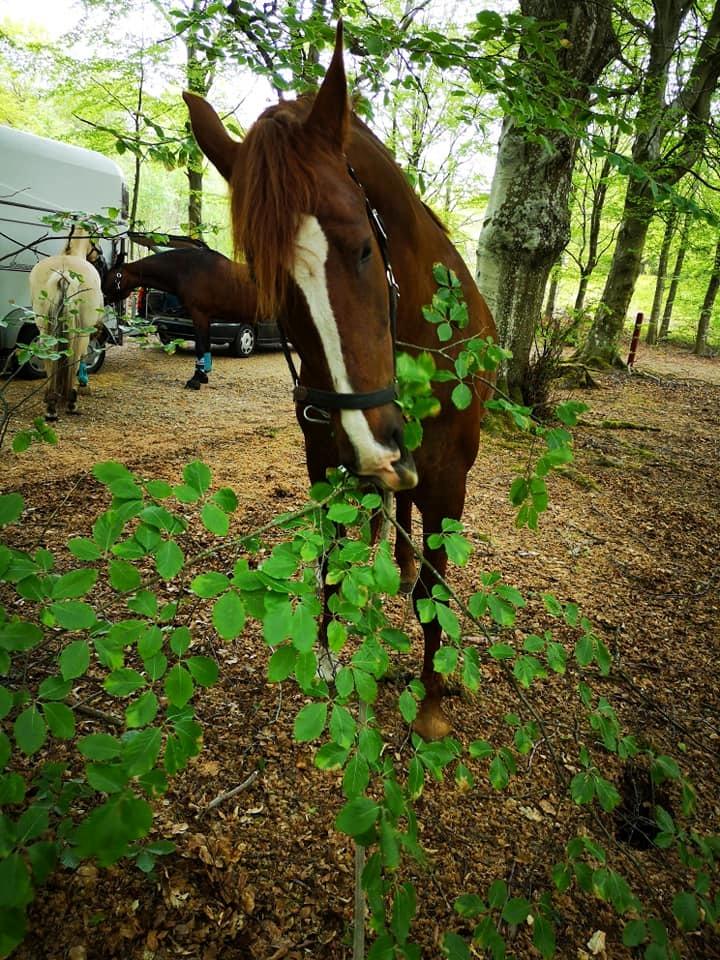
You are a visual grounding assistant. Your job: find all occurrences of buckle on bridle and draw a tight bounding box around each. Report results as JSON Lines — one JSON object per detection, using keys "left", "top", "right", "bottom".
{"left": 303, "top": 405, "right": 332, "bottom": 424}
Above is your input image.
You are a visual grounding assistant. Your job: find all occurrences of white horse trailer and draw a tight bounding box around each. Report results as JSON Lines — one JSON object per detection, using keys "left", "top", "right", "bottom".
{"left": 0, "top": 125, "right": 127, "bottom": 376}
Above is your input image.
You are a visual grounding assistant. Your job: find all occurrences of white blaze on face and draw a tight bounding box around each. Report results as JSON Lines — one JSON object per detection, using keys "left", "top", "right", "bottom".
{"left": 291, "top": 214, "right": 400, "bottom": 478}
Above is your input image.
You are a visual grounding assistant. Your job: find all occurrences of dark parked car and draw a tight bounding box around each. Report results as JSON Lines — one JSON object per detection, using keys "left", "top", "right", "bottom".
{"left": 144, "top": 288, "right": 284, "bottom": 357}
{"left": 127, "top": 232, "right": 285, "bottom": 358}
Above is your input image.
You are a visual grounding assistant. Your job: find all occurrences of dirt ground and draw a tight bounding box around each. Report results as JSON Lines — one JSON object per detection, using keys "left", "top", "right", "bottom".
{"left": 1, "top": 337, "right": 719, "bottom": 960}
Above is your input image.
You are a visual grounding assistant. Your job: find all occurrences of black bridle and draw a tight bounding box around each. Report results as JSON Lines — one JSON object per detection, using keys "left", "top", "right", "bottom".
{"left": 277, "top": 165, "right": 400, "bottom": 425}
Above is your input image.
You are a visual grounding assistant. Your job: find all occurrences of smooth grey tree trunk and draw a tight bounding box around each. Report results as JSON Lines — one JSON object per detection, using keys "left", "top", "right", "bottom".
{"left": 659, "top": 215, "right": 691, "bottom": 339}
{"left": 544, "top": 263, "right": 561, "bottom": 318}
{"left": 694, "top": 238, "right": 720, "bottom": 355}
{"left": 475, "top": 0, "right": 617, "bottom": 399}
{"left": 646, "top": 207, "right": 677, "bottom": 344}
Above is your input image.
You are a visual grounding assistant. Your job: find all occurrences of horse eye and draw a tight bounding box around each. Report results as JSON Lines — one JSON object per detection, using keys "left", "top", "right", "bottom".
{"left": 359, "top": 242, "right": 372, "bottom": 265}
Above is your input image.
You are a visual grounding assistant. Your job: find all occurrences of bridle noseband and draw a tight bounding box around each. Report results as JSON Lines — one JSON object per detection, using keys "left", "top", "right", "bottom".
{"left": 277, "top": 165, "right": 400, "bottom": 425}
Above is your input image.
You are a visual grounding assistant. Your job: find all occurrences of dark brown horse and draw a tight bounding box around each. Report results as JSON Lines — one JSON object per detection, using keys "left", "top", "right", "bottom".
{"left": 102, "top": 248, "right": 258, "bottom": 389}
{"left": 184, "top": 24, "right": 496, "bottom": 739}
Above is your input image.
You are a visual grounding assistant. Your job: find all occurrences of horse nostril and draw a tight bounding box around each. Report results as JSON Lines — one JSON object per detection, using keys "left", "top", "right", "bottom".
{"left": 391, "top": 426, "right": 406, "bottom": 455}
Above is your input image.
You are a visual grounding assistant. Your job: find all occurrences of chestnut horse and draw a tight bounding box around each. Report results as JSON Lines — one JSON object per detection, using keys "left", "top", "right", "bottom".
{"left": 29, "top": 230, "right": 103, "bottom": 420}
{"left": 184, "top": 24, "right": 496, "bottom": 739}
{"left": 102, "top": 248, "right": 258, "bottom": 389}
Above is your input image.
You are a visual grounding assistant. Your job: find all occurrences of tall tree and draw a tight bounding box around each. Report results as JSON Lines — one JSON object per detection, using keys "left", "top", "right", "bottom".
{"left": 567, "top": 121, "right": 624, "bottom": 314}
{"left": 694, "top": 237, "right": 720, "bottom": 354}
{"left": 156, "top": 0, "right": 230, "bottom": 238}
{"left": 645, "top": 205, "right": 677, "bottom": 344}
{"left": 658, "top": 214, "right": 692, "bottom": 338}
{"left": 580, "top": 0, "right": 720, "bottom": 365}
{"left": 475, "top": 0, "right": 617, "bottom": 399}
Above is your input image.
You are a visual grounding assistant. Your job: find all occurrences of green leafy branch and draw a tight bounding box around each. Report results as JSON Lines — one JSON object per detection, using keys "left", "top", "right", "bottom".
{"left": 398, "top": 263, "right": 589, "bottom": 530}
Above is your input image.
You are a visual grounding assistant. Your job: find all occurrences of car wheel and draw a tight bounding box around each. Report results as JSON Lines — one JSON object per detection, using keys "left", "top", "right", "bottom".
{"left": 229, "top": 324, "right": 256, "bottom": 358}
{"left": 84, "top": 334, "right": 106, "bottom": 375}
{"left": 15, "top": 325, "right": 46, "bottom": 380}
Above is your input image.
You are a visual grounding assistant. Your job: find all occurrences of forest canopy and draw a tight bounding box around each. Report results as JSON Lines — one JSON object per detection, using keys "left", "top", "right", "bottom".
{"left": 1, "top": 0, "right": 719, "bottom": 382}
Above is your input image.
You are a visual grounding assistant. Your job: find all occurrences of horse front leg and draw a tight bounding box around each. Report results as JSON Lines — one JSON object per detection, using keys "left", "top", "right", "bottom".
{"left": 412, "top": 538, "right": 453, "bottom": 741}
{"left": 186, "top": 313, "right": 210, "bottom": 390}
{"left": 411, "top": 481, "right": 467, "bottom": 741}
{"left": 394, "top": 492, "right": 417, "bottom": 594}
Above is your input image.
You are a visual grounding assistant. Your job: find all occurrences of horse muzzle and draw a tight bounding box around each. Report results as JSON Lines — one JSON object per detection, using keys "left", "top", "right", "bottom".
{"left": 356, "top": 443, "right": 418, "bottom": 492}
{"left": 370, "top": 454, "right": 418, "bottom": 492}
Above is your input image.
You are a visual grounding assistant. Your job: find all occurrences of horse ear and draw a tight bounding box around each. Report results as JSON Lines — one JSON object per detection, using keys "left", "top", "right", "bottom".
{"left": 304, "top": 20, "right": 348, "bottom": 150}
{"left": 183, "top": 91, "right": 239, "bottom": 181}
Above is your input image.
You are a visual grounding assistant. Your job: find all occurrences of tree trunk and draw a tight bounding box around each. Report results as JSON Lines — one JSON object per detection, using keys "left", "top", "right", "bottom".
{"left": 185, "top": 39, "right": 207, "bottom": 239}
{"left": 544, "top": 262, "right": 561, "bottom": 318}
{"left": 580, "top": 0, "right": 720, "bottom": 365}
{"left": 694, "top": 237, "right": 720, "bottom": 355}
{"left": 579, "top": 179, "right": 653, "bottom": 365}
{"left": 645, "top": 206, "right": 677, "bottom": 344}
{"left": 573, "top": 146, "right": 616, "bottom": 315}
{"left": 659, "top": 215, "right": 690, "bottom": 339}
{"left": 574, "top": 270, "right": 591, "bottom": 313}
{"left": 475, "top": 0, "right": 617, "bottom": 399}
{"left": 129, "top": 153, "right": 141, "bottom": 236}
{"left": 476, "top": 116, "right": 574, "bottom": 397}
{"left": 187, "top": 166, "right": 203, "bottom": 238}
{"left": 185, "top": 3, "right": 213, "bottom": 240}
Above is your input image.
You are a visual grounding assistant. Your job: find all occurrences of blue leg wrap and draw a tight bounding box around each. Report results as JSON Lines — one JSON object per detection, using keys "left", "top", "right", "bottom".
{"left": 77, "top": 360, "right": 89, "bottom": 386}
{"left": 203, "top": 351, "right": 212, "bottom": 373}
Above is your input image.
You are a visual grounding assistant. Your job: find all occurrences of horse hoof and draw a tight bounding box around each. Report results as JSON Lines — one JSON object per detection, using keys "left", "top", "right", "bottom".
{"left": 185, "top": 378, "right": 202, "bottom": 390}
{"left": 45, "top": 413, "right": 58, "bottom": 423}
{"left": 399, "top": 578, "right": 416, "bottom": 595}
{"left": 412, "top": 702, "right": 452, "bottom": 741}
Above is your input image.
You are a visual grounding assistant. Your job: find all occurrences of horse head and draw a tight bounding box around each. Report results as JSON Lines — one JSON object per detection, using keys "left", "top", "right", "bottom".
{"left": 101, "top": 252, "right": 133, "bottom": 303}
{"left": 184, "top": 22, "right": 417, "bottom": 492}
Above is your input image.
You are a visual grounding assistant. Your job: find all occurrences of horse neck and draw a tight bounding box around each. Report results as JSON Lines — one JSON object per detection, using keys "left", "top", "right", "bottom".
{"left": 65, "top": 235, "right": 93, "bottom": 259}
{"left": 350, "top": 121, "right": 423, "bottom": 233}
{"left": 131, "top": 253, "right": 184, "bottom": 293}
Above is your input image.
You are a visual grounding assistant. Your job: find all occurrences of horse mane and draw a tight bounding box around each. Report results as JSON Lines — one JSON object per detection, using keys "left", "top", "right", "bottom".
{"left": 63, "top": 227, "right": 94, "bottom": 259}
{"left": 422, "top": 201, "right": 449, "bottom": 235}
{"left": 61, "top": 223, "right": 77, "bottom": 255}
{"left": 231, "top": 104, "right": 334, "bottom": 318}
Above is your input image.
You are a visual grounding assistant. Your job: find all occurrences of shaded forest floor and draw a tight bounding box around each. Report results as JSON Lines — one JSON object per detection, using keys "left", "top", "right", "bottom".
{"left": 1, "top": 339, "right": 719, "bottom": 959}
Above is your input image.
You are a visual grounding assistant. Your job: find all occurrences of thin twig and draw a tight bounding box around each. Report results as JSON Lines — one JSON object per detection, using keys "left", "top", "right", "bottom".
{"left": 197, "top": 769, "right": 260, "bottom": 819}
{"left": 72, "top": 702, "right": 123, "bottom": 727}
